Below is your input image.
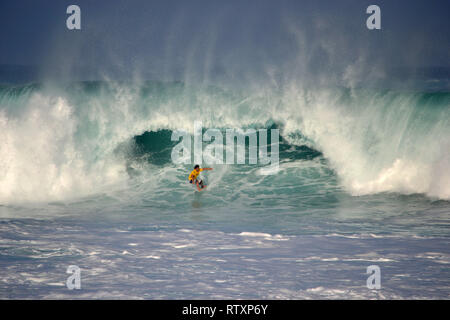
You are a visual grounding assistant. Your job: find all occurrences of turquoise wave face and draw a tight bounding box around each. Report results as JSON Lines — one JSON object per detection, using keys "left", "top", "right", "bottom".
{"left": 129, "top": 127, "right": 322, "bottom": 166}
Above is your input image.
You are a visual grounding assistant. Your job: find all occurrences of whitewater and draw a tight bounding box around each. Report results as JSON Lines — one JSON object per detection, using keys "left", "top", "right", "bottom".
{"left": 0, "top": 81, "right": 449, "bottom": 299}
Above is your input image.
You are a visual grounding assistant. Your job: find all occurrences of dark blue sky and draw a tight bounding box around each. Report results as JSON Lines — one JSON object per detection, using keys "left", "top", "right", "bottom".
{"left": 0, "top": 0, "right": 448, "bottom": 83}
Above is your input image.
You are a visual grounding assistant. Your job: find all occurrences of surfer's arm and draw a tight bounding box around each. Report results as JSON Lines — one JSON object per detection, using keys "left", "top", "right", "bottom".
{"left": 201, "top": 168, "right": 213, "bottom": 171}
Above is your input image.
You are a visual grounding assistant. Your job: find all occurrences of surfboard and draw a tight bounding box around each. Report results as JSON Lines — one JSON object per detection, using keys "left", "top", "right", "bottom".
{"left": 196, "top": 184, "right": 207, "bottom": 192}
{"left": 193, "top": 178, "right": 207, "bottom": 192}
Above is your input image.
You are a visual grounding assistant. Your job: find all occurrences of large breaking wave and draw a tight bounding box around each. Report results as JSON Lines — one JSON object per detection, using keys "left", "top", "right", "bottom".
{"left": 0, "top": 81, "right": 449, "bottom": 203}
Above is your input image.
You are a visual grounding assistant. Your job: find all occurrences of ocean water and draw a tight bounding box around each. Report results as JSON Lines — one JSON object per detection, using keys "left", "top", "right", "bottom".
{"left": 0, "top": 81, "right": 449, "bottom": 299}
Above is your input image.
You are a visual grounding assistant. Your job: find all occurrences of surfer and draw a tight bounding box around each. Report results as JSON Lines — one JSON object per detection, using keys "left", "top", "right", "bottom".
{"left": 189, "top": 165, "right": 212, "bottom": 190}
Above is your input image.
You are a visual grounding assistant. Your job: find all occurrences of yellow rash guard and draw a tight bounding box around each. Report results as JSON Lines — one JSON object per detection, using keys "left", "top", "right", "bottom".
{"left": 189, "top": 168, "right": 203, "bottom": 182}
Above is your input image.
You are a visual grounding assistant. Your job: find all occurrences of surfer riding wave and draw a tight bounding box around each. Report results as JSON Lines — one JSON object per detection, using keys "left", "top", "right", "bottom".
{"left": 189, "top": 165, "right": 213, "bottom": 190}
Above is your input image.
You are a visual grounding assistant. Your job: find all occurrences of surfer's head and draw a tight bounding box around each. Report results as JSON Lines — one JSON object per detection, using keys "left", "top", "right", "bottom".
{"left": 194, "top": 164, "right": 200, "bottom": 172}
